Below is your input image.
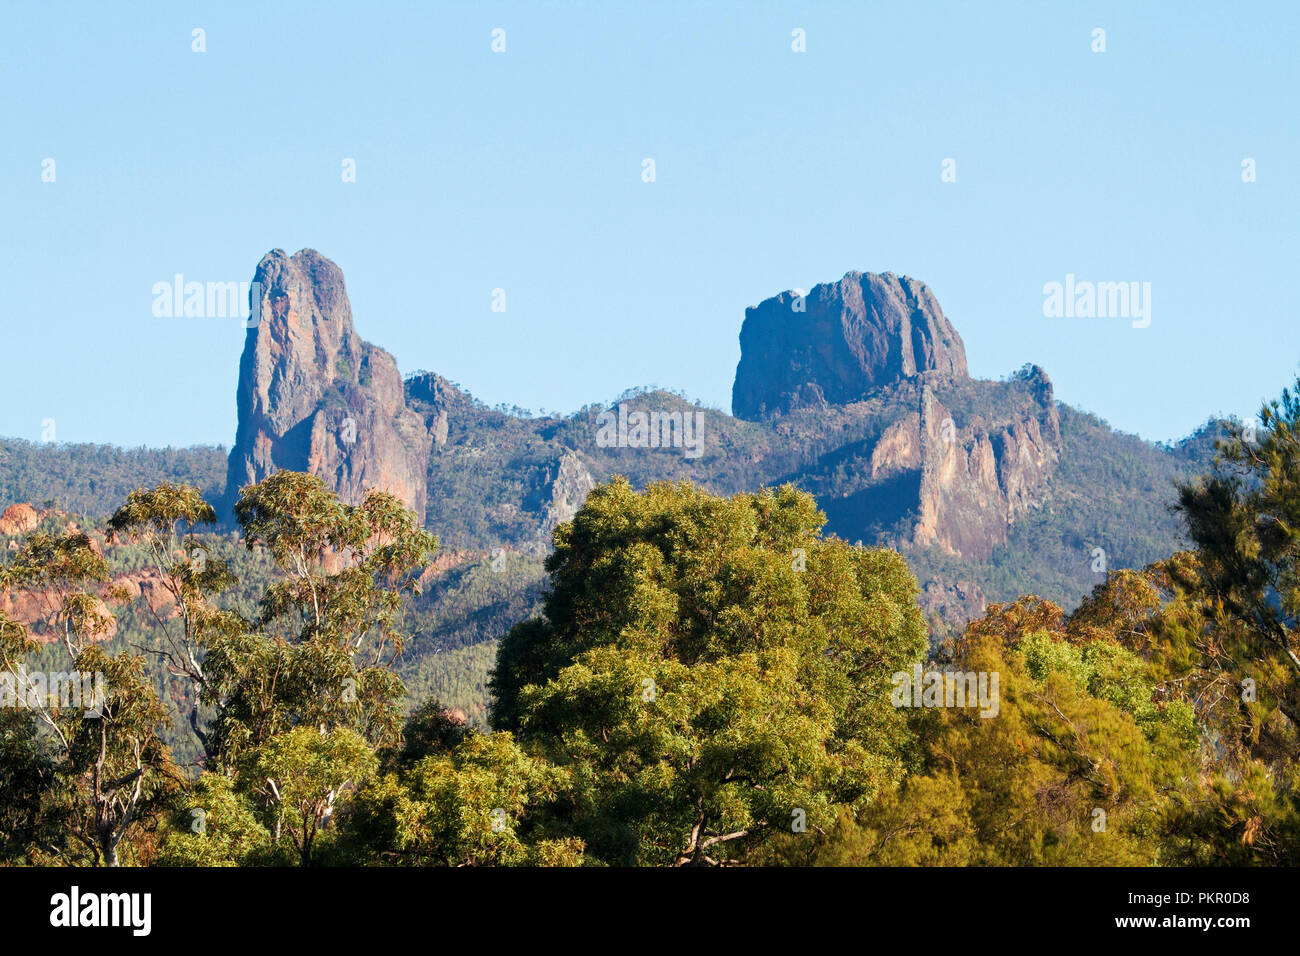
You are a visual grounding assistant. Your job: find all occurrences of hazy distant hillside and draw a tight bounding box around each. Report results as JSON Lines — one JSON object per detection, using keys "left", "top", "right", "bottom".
{"left": 411, "top": 376, "right": 1225, "bottom": 647}
{"left": 0, "top": 439, "right": 227, "bottom": 517}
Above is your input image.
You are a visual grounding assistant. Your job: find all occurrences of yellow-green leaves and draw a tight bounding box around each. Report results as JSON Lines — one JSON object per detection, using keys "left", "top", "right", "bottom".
{"left": 492, "top": 478, "right": 927, "bottom": 865}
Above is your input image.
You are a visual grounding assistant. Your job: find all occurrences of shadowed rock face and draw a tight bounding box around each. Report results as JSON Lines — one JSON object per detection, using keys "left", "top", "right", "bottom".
{"left": 224, "top": 249, "right": 431, "bottom": 521}
{"left": 732, "top": 271, "right": 968, "bottom": 420}
{"left": 732, "top": 271, "right": 1060, "bottom": 561}
{"left": 214, "top": 254, "right": 1064, "bottom": 626}
{"left": 535, "top": 449, "right": 596, "bottom": 548}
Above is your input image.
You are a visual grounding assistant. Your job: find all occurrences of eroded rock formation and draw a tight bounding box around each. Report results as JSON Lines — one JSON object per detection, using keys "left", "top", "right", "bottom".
{"left": 734, "top": 269, "right": 1061, "bottom": 560}
{"left": 224, "top": 249, "right": 431, "bottom": 521}
{"left": 732, "top": 271, "right": 968, "bottom": 420}
{"left": 0, "top": 503, "right": 41, "bottom": 537}
{"left": 535, "top": 449, "right": 597, "bottom": 547}
{"left": 911, "top": 382, "right": 1060, "bottom": 559}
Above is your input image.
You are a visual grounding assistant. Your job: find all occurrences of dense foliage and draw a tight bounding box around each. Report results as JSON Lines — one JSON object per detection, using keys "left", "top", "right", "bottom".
{"left": 0, "top": 439, "right": 226, "bottom": 518}
{"left": 490, "top": 478, "right": 927, "bottom": 864}
{"left": 0, "top": 374, "right": 1294, "bottom": 865}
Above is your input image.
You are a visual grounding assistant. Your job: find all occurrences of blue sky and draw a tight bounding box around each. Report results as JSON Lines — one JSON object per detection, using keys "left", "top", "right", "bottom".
{"left": 2, "top": 1, "right": 1296, "bottom": 448}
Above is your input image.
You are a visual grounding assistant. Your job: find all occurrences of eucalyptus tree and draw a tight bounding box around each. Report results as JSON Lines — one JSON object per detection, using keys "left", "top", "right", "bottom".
{"left": 491, "top": 478, "right": 928, "bottom": 865}
{"left": 108, "top": 482, "right": 243, "bottom": 756}
{"left": 0, "top": 531, "right": 172, "bottom": 865}
{"left": 209, "top": 471, "right": 438, "bottom": 775}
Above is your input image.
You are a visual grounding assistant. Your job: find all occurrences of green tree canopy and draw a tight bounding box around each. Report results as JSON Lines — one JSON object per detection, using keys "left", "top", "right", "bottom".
{"left": 490, "top": 477, "right": 928, "bottom": 865}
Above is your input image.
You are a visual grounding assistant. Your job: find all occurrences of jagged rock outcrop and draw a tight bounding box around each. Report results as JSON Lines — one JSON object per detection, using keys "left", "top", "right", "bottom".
{"left": 224, "top": 249, "right": 431, "bottom": 521}
{"left": 535, "top": 450, "right": 596, "bottom": 547}
{"left": 405, "top": 372, "right": 458, "bottom": 447}
{"left": 869, "top": 413, "right": 923, "bottom": 480}
{"left": 0, "top": 567, "right": 184, "bottom": 644}
{"left": 731, "top": 269, "right": 1060, "bottom": 561}
{"left": 732, "top": 271, "right": 968, "bottom": 420}
{"left": 911, "top": 377, "right": 1060, "bottom": 559}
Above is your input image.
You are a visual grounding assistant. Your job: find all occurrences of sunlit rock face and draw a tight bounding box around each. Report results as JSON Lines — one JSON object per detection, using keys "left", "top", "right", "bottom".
{"left": 224, "top": 248, "right": 430, "bottom": 521}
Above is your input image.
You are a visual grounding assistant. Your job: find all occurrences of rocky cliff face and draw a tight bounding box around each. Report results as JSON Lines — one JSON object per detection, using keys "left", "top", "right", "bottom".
{"left": 220, "top": 255, "right": 1045, "bottom": 565}
{"left": 405, "top": 372, "right": 456, "bottom": 448}
{"left": 910, "top": 379, "right": 1061, "bottom": 559}
{"left": 535, "top": 449, "right": 597, "bottom": 547}
{"left": 733, "top": 270, "right": 1061, "bottom": 561}
{"left": 850, "top": 374, "right": 1061, "bottom": 561}
{"left": 224, "top": 249, "right": 431, "bottom": 521}
{"left": 732, "top": 271, "right": 968, "bottom": 420}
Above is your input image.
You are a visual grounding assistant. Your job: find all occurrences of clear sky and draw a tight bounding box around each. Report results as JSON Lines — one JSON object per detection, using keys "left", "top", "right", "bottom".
{"left": 2, "top": 1, "right": 1296, "bottom": 448}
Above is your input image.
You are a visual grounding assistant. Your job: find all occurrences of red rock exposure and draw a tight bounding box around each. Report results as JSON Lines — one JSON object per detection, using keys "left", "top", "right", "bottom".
{"left": 106, "top": 570, "right": 179, "bottom": 617}
{"left": 0, "top": 569, "right": 182, "bottom": 644}
{"left": 0, "top": 589, "right": 118, "bottom": 642}
{"left": 415, "top": 549, "right": 478, "bottom": 588}
{"left": 0, "top": 503, "right": 41, "bottom": 537}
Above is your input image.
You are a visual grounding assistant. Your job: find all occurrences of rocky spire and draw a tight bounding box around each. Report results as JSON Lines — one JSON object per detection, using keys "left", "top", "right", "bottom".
{"left": 224, "top": 249, "right": 432, "bottom": 522}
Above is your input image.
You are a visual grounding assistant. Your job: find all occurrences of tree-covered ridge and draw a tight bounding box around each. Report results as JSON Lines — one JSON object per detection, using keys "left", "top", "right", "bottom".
{"left": 412, "top": 374, "right": 1222, "bottom": 656}
{"left": 2, "top": 374, "right": 1218, "bottom": 620}
{"left": 1, "top": 371, "right": 1298, "bottom": 865}
{"left": 0, "top": 376, "right": 1228, "bottom": 742}
{"left": 0, "top": 439, "right": 227, "bottom": 518}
